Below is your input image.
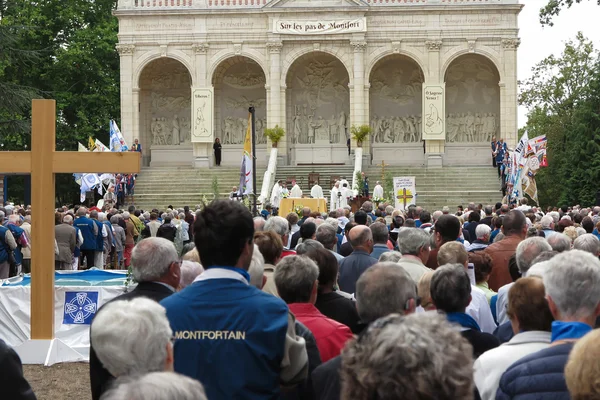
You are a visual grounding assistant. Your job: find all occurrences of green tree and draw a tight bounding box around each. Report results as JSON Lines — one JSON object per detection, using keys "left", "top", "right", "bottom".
{"left": 540, "top": 0, "right": 600, "bottom": 26}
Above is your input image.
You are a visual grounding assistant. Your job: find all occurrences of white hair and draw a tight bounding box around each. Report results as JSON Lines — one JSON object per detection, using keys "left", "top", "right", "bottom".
{"left": 100, "top": 372, "right": 207, "bottom": 400}
{"left": 325, "top": 218, "right": 339, "bottom": 230}
{"left": 475, "top": 224, "right": 491, "bottom": 239}
{"left": 98, "top": 212, "right": 107, "bottom": 222}
{"left": 576, "top": 227, "right": 587, "bottom": 237}
{"left": 526, "top": 260, "right": 551, "bottom": 279}
{"left": 540, "top": 215, "right": 554, "bottom": 229}
{"left": 179, "top": 260, "right": 204, "bottom": 289}
{"left": 573, "top": 234, "right": 600, "bottom": 256}
{"left": 378, "top": 251, "right": 402, "bottom": 263}
{"left": 264, "top": 216, "right": 290, "bottom": 238}
{"left": 122, "top": 211, "right": 130, "bottom": 220}
{"left": 561, "top": 215, "right": 572, "bottom": 221}
{"left": 549, "top": 211, "right": 560, "bottom": 224}
{"left": 8, "top": 214, "right": 19, "bottom": 224}
{"left": 248, "top": 244, "right": 265, "bottom": 289}
{"left": 63, "top": 215, "right": 73, "bottom": 224}
{"left": 131, "top": 237, "right": 178, "bottom": 282}
{"left": 516, "top": 237, "right": 552, "bottom": 275}
{"left": 91, "top": 298, "right": 173, "bottom": 377}
{"left": 544, "top": 250, "right": 600, "bottom": 319}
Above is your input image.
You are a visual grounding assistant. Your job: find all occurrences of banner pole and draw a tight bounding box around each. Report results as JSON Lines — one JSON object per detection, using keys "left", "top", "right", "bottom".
{"left": 249, "top": 106, "right": 257, "bottom": 216}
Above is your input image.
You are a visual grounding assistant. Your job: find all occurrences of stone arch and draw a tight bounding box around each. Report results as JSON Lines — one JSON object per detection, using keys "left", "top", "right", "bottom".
{"left": 441, "top": 46, "right": 502, "bottom": 79}
{"left": 282, "top": 47, "right": 352, "bottom": 87}
{"left": 443, "top": 53, "right": 501, "bottom": 145}
{"left": 368, "top": 54, "right": 425, "bottom": 146}
{"left": 365, "top": 49, "right": 427, "bottom": 82}
{"left": 208, "top": 49, "right": 269, "bottom": 84}
{"left": 135, "top": 52, "right": 194, "bottom": 89}
{"left": 138, "top": 57, "right": 193, "bottom": 166}
{"left": 211, "top": 56, "right": 267, "bottom": 152}
{"left": 285, "top": 51, "right": 351, "bottom": 164}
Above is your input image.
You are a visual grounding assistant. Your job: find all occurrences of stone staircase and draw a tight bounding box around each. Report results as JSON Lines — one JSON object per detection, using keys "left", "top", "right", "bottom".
{"left": 366, "top": 165, "right": 502, "bottom": 211}
{"left": 132, "top": 166, "right": 265, "bottom": 210}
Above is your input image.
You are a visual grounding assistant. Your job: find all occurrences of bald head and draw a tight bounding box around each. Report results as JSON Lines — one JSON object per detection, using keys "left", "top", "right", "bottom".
{"left": 349, "top": 225, "right": 373, "bottom": 252}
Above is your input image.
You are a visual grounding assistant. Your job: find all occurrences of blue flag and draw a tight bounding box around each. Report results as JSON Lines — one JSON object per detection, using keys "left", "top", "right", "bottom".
{"left": 109, "top": 120, "right": 128, "bottom": 152}
{"left": 63, "top": 291, "right": 98, "bottom": 325}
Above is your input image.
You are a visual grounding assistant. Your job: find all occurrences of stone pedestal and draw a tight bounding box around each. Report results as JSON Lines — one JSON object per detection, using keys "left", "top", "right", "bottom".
{"left": 426, "top": 154, "right": 443, "bottom": 168}
{"left": 150, "top": 144, "right": 193, "bottom": 167}
{"left": 294, "top": 144, "right": 349, "bottom": 165}
{"left": 372, "top": 143, "right": 425, "bottom": 166}
{"left": 444, "top": 143, "right": 491, "bottom": 166}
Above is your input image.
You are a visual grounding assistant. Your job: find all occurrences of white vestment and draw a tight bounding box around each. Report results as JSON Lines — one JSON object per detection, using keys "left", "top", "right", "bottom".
{"left": 330, "top": 187, "right": 340, "bottom": 210}
{"left": 339, "top": 187, "right": 351, "bottom": 208}
{"left": 290, "top": 184, "right": 302, "bottom": 198}
{"left": 373, "top": 184, "right": 384, "bottom": 199}
{"left": 270, "top": 184, "right": 282, "bottom": 208}
{"left": 311, "top": 184, "right": 324, "bottom": 200}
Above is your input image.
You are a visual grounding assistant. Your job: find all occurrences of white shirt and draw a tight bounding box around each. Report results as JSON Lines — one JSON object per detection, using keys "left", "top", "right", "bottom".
{"left": 339, "top": 187, "right": 350, "bottom": 208}
{"left": 496, "top": 282, "right": 513, "bottom": 325}
{"left": 373, "top": 184, "right": 384, "bottom": 199}
{"left": 330, "top": 187, "right": 340, "bottom": 210}
{"left": 270, "top": 184, "right": 282, "bottom": 208}
{"left": 290, "top": 184, "right": 302, "bottom": 198}
{"left": 474, "top": 331, "right": 551, "bottom": 400}
{"left": 467, "top": 285, "right": 497, "bottom": 334}
{"left": 311, "top": 184, "right": 324, "bottom": 200}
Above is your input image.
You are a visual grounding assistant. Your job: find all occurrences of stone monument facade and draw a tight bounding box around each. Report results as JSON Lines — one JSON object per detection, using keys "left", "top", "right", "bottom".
{"left": 115, "top": 0, "right": 522, "bottom": 167}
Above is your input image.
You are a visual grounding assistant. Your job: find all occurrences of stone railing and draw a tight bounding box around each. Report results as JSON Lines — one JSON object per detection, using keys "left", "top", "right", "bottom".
{"left": 366, "top": 0, "right": 516, "bottom": 4}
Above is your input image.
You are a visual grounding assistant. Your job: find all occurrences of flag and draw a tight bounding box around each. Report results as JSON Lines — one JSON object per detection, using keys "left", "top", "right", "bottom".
{"left": 88, "top": 137, "right": 96, "bottom": 151}
{"left": 78, "top": 142, "right": 88, "bottom": 152}
{"left": 109, "top": 120, "right": 128, "bottom": 152}
{"left": 238, "top": 113, "right": 253, "bottom": 196}
{"left": 95, "top": 139, "right": 109, "bottom": 152}
{"left": 81, "top": 173, "right": 101, "bottom": 193}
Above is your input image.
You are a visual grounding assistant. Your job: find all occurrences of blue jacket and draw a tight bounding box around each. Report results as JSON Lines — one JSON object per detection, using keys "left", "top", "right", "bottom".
{"left": 6, "top": 225, "right": 24, "bottom": 264}
{"left": 370, "top": 244, "right": 390, "bottom": 260}
{"left": 161, "top": 270, "right": 290, "bottom": 400}
{"left": 338, "top": 250, "right": 377, "bottom": 294}
{"left": 93, "top": 220, "right": 104, "bottom": 252}
{"left": 75, "top": 217, "right": 97, "bottom": 251}
{"left": 496, "top": 142, "right": 507, "bottom": 162}
{"left": 0, "top": 227, "right": 9, "bottom": 263}
{"left": 496, "top": 342, "right": 574, "bottom": 400}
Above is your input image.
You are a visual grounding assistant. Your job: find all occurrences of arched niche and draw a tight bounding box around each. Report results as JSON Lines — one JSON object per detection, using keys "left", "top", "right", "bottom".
{"left": 211, "top": 56, "right": 267, "bottom": 146}
{"left": 139, "top": 57, "right": 192, "bottom": 166}
{"left": 369, "top": 54, "right": 424, "bottom": 144}
{"left": 285, "top": 52, "right": 350, "bottom": 148}
{"left": 444, "top": 54, "right": 500, "bottom": 144}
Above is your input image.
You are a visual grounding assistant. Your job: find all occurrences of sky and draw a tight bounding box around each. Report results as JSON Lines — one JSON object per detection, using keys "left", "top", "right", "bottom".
{"left": 518, "top": 0, "right": 600, "bottom": 127}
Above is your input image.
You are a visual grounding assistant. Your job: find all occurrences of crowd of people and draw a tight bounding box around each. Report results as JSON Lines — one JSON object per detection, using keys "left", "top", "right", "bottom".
{"left": 3, "top": 197, "right": 600, "bottom": 399}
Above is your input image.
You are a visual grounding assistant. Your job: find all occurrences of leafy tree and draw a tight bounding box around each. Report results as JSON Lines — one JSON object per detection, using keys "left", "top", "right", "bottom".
{"left": 540, "top": 0, "right": 600, "bottom": 26}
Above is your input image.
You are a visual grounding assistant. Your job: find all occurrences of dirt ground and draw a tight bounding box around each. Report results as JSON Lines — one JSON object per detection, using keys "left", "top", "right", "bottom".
{"left": 23, "top": 363, "right": 91, "bottom": 400}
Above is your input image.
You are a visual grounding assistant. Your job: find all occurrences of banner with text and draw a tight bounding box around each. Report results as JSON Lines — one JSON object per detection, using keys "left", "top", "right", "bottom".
{"left": 422, "top": 84, "right": 445, "bottom": 140}
{"left": 191, "top": 87, "right": 214, "bottom": 143}
{"left": 393, "top": 177, "right": 416, "bottom": 211}
{"left": 274, "top": 18, "right": 366, "bottom": 35}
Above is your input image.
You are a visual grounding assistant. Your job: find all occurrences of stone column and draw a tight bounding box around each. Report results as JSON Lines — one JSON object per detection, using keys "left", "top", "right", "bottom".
{"left": 350, "top": 40, "right": 367, "bottom": 129}
{"left": 266, "top": 42, "right": 284, "bottom": 162}
{"left": 192, "top": 43, "right": 211, "bottom": 168}
{"left": 424, "top": 40, "right": 444, "bottom": 167}
{"left": 501, "top": 38, "right": 520, "bottom": 147}
{"left": 132, "top": 87, "right": 141, "bottom": 161}
{"left": 116, "top": 44, "right": 135, "bottom": 146}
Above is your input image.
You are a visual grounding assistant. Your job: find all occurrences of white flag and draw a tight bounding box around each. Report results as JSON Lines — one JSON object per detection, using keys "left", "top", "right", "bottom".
{"left": 78, "top": 142, "right": 88, "bottom": 152}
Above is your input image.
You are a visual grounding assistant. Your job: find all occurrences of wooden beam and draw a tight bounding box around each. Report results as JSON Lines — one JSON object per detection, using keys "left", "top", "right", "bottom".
{"left": 0, "top": 152, "right": 32, "bottom": 174}
{"left": 30, "top": 100, "right": 56, "bottom": 340}
{"left": 53, "top": 152, "right": 140, "bottom": 174}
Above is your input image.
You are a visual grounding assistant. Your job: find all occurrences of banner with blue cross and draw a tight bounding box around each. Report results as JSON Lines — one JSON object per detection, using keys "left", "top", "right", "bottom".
{"left": 63, "top": 291, "right": 99, "bottom": 325}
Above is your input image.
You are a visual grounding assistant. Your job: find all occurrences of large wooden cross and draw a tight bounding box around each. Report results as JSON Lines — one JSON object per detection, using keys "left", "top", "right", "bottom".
{"left": 0, "top": 100, "right": 139, "bottom": 339}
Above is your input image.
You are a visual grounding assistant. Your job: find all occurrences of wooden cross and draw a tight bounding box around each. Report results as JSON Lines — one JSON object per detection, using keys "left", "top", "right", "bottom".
{"left": 396, "top": 188, "right": 414, "bottom": 209}
{"left": 377, "top": 159, "right": 389, "bottom": 181}
{"left": 0, "top": 100, "right": 139, "bottom": 339}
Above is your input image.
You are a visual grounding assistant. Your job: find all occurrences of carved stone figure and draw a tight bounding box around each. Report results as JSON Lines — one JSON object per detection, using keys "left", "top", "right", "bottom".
{"left": 172, "top": 115, "right": 180, "bottom": 145}
{"left": 338, "top": 111, "right": 347, "bottom": 142}
{"left": 293, "top": 112, "right": 302, "bottom": 144}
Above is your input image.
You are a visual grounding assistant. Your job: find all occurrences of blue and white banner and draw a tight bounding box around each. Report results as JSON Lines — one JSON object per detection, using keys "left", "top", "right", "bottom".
{"left": 109, "top": 120, "right": 128, "bottom": 152}
{"left": 63, "top": 291, "right": 99, "bottom": 325}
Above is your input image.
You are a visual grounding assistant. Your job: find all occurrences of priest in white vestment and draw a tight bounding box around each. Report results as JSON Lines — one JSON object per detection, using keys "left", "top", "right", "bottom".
{"left": 373, "top": 181, "right": 384, "bottom": 200}
{"left": 339, "top": 181, "right": 351, "bottom": 208}
{"left": 311, "top": 183, "right": 324, "bottom": 200}
{"left": 330, "top": 181, "right": 340, "bottom": 210}
{"left": 290, "top": 180, "right": 303, "bottom": 198}
{"left": 270, "top": 180, "right": 283, "bottom": 208}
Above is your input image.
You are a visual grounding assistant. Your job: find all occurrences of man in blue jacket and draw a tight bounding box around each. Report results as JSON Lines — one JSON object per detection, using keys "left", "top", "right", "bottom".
{"left": 74, "top": 207, "right": 98, "bottom": 269}
{"left": 161, "top": 200, "right": 308, "bottom": 399}
{"left": 497, "top": 250, "right": 600, "bottom": 399}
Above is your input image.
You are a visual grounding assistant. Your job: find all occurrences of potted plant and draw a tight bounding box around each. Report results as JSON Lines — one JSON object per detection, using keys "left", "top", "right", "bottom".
{"left": 350, "top": 125, "right": 371, "bottom": 147}
{"left": 264, "top": 125, "right": 285, "bottom": 148}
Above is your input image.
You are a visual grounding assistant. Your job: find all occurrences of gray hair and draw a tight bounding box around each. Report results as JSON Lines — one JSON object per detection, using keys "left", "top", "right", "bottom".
{"left": 91, "top": 298, "right": 172, "bottom": 377}
{"left": 253, "top": 216, "right": 266, "bottom": 232}
{"left": 475, "top": 224, "right": 491, "bottom": 240}
{"left": 264, "top": 216, "right": 290, "bottom": 238}
{"left": 494, "top": 232, "right": 505, "bottom": 243}
{"left": 325, "top": 217, "right": 339, "bottom": 230}
{"left": 179, "top": 261, "right": 204, "bottom": 289}
{"left": 131, "top": 237, "right": 178, "bottom": 282}
{"left": 484, "top": 206, "right": 493, "bottom": 216}
{"left": 63, "top": 214, "right": 73, "bottom": 224}
{"left": 370, "top": 222, "right": 389, "bottom": 244}
{"left": 544, "top": 250, "right": 600, "bottom": 319}
{"left": 549, "top": 211, "right": 560, "bottom": 224}
{"left": 316, "top": 224, "right": 337, "bottom": 250}
{"left": 516, "top": 237, "right": 552, "bottom": 276}
{"left": 341, "top": 312, "right": 474, "bottom": 400}
{"left": 355, "top": 262, "right": 416, "bottom": 324}
{"left": 573, "top": 234, "right": 600, "bottom": 256}
{"left": 274, "top": 255, "right": 319, "bottom": 303}
{"left": 540, "top": 215, "right": 554, "bottom": 229}
{"left": 122, "top": 211, "right": 130, "bottom": 220}
{"left": 110, "top": 215, "right": 120, "bottom": 224}
{"left": 295, "top": 239, "right": 324, "bottom": 255}
{"left": 397, "top": 228, "right": 430, "bottom": 256}
{"left": 100, "top": 372, "right": 207, "bottom": 400}
{"left": 76, "top": 208, "right": 87, "bottom": 217}
{"left": 432, "top": 210, "right": 443, "bottom": 223}
{"left": 526, "top": 260, "right": 552, "bottom": 279}
{"left": 378, "top": 251, "right": 402, "bottom": 263}
{"left": 430, "top": 264, "right": 471, "bottom": 313}
{"left": 248, "top": 244, "right": 265, "bottom": 289}
{"left": 547, "top": 233, "right": 572, "bottom": 253}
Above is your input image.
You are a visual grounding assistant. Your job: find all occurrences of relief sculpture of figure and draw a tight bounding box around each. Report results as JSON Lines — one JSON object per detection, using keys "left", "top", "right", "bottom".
{"left": 338, "top": 111, "right": 347, "bottom": 142}
{"left": 465, "top": 112, "right": 475, "bottom": 142}
{"left": 446, "top": 114, "right": 459, "bottom": 143}
{"left": 293, "top": 112, "right": 302, "bottom": 144}
{"left": 172, "top": 115, "right": 180, "bottom": 146}
{"left": 393, "top": 117, "right": 404, "bottom": 143}
{"left": 151, "top": 118, "right": 160, "bottom": 145}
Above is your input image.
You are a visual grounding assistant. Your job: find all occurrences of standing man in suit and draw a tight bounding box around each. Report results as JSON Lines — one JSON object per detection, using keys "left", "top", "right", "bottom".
{"left": 491, "top": 135, "right": 497, "bottom": 167}
{"left": 55, "top": 216, "right": 76, "bottom": 270}
{"left": 89, "top": 237, "right": 180, "bottom": 400}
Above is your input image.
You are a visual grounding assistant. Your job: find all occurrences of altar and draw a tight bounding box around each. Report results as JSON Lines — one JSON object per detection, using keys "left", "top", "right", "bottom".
{"left": 279, "top": 198, "right": 327, "bottom": 216}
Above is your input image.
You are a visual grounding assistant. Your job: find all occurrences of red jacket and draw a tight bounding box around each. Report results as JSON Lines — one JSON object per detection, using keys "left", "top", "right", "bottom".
{"left": 288, "top": 303, "right": 353, "bottom": 363}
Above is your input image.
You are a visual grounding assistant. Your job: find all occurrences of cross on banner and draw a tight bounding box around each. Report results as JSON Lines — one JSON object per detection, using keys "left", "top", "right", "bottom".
{"left": 0, "top": 100, "right": 139, "bottom": 339}
{"left": 396, "top": 188, "right": 414, "bottom": 209}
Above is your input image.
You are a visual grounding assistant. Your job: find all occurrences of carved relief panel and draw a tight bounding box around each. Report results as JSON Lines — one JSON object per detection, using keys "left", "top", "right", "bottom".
{"left": 444, "top": 54, "right": 500, "bottom": 143}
